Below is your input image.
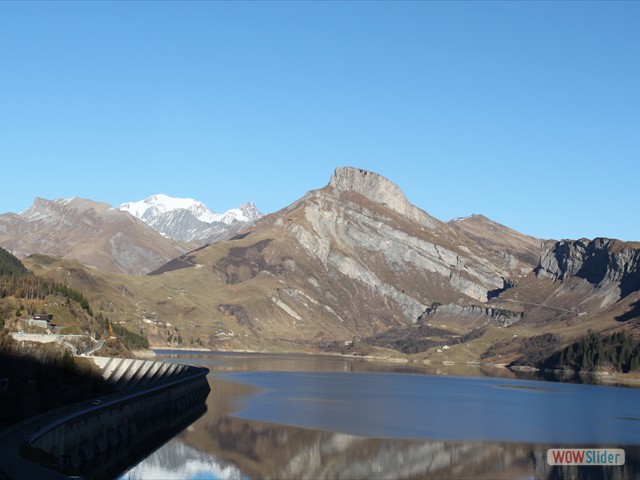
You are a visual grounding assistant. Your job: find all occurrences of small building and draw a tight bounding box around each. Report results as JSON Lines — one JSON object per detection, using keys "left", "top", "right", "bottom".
{"left": 21, "top": 313, "right": 54, "bottom": 329}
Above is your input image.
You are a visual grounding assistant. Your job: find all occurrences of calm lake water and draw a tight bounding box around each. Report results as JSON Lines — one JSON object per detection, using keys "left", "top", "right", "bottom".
{"left": 120, "top": 351, "right": 640, "bottom": 480}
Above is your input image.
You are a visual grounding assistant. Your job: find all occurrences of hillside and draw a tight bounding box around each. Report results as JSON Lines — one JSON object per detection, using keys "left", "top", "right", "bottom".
{"left": 448, "top": 214, "right": 541, "bottom": 267}
{"left": 13, "top": 168, "right": 640, "bottom": 366}
{"left": 0, "top": 249, "right": 145, "bottom": 355}
{"left": 0, "top": 247, "right": 29, "bottom": 277}
{"left": 0, "top": 248, "right": 152, "bottom": 430}
{"left": 0, "top": 197, "right": 190, "bottom": 275}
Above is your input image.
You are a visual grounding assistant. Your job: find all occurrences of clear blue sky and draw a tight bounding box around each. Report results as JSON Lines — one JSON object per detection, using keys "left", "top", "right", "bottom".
{"left": 1, "top": 1, "right": 638, "bottom": 241}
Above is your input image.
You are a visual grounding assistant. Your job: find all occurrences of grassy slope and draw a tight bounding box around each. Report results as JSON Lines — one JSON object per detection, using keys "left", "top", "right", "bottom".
{"left": 22, "top": 234, "right": 640, "bottom": 363}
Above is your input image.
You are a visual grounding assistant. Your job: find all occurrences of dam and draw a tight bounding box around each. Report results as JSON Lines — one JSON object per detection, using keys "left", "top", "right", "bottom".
{"left": 0, "top": 356, "right": 210, "bottom": 479}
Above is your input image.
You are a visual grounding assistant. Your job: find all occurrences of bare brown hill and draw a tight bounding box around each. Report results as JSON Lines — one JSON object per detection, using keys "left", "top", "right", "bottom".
{"left": 448, "top": 214, "right": 542, "bottom": 267}
{"left": 0, "top": 197, "right": 190, "bottom": 275}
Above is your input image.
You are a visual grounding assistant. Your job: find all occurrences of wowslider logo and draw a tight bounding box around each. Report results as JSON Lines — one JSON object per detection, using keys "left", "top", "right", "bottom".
{"left": 547, "top": 449, "right": 625, "bottom": 466}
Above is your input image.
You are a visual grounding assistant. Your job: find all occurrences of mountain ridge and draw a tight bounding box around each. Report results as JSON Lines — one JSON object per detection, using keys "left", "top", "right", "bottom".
{"left": 140, "top": 167, "right": 542, "bottom": 344}
{"left": 447, "top": 213, "right": 542, "bottom": 267}
{"left": 0, "top": 197, "right": 190, "bottom": 275}
{"left": 138, "top": 167, "right": 640, "bottom": 361}
{"left": 120, "top": 194, "right": 262, "bottom": 243}
{"left": 3, "top": 167, "right": 639, "bottom": 366}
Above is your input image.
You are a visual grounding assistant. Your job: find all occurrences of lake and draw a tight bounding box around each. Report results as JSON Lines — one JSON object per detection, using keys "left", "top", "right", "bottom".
{"left": 120, "top": 351, "right": 640, "bottom": 479}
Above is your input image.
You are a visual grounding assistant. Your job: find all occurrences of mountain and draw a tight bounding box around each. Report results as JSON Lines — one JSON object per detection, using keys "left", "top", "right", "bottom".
{"left": 0, "top": 197, "right": 189, "bottom": 275}
{"left": 140, "top": 167, "right": 543, "bottom": 347}
{"left": 448, "top": 214, "right": 541, "bottom": 267}
{"left": 17, "top": 168, "right": 640, "bottom": 364}
{"left": 532, "top": 237, "right": 640, "bottom": 323}
{"left": 120, "top": 194, "right": 262, "bottom": 243}
{"left": 536, "top": 237, "right": 640, "bottom": 295}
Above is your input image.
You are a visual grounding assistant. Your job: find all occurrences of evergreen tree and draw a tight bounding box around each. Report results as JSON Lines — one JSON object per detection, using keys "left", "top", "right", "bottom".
{"left": 547, "top": 330, "right": 640, "bottom": 373}
{"left": 0, "top": 247, "right": 29, "bottom": 277}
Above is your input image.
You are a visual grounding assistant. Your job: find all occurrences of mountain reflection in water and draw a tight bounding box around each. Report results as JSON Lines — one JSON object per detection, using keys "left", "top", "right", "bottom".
{"left": 223, "top": 370, "right": 640, "bottom": 444}
{"left": 122, "top": 352, "right": 640, "bottom": 480}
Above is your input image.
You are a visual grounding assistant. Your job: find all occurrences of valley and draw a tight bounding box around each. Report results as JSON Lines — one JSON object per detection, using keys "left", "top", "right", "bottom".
{"left": 2, "top": 167, "right": 638, "bottom": 372}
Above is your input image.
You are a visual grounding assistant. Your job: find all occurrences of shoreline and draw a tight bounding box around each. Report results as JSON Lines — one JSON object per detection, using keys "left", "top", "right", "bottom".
{"left": 146, "top": 345, "right": 640, "bottom": 388}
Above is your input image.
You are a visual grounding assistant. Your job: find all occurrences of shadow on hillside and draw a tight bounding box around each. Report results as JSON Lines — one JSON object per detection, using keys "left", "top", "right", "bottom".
{"left": 0, "top": 350, "right": 116, "bottom": 431}
{"left": 616, "top": 300, "right": 640, "bottom": 323}
{"left": 0, "top": 348, "right": 209, "bottom": 479}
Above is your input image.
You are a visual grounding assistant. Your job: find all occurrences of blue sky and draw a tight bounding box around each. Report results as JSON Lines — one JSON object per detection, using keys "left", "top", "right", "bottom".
{"left": 1, "top": 1, "right": 638, "bottom": 241}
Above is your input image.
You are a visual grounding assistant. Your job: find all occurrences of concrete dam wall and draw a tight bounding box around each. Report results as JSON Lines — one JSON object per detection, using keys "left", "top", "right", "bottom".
{"left": 91, "top": 356, "right": 201, "bottom": 391}
{"left": 26, "top": 356, "right": 210, "bottom": 479}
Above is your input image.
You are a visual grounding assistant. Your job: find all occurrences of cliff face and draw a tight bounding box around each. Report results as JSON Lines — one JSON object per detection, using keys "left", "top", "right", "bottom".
{"left": 536, "top": 238, "right": 640, "bottom": 298}
{"left": 273, "top": 167, "right": 532, "bottom": 308}
{"left": 327, "top": 167, "right": 440, "bottom": 229}
{"left": 421, "top": 303, "right": 524, "bottom": 328}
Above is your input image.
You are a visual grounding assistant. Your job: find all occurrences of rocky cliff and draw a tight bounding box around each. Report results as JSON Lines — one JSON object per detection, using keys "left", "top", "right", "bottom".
{"left": 328, "top": 167, "right": 440, "bottom": 228}
{"left": 536, "top": 238, "right": 640, "bottom": 298}
{"left": 138, "top": 167, "right": 539, "bottom": 347}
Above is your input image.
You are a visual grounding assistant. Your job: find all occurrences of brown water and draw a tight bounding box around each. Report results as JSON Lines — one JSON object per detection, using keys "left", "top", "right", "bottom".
{"left": 120, "top": 351, "right": 640, "bottom": 480}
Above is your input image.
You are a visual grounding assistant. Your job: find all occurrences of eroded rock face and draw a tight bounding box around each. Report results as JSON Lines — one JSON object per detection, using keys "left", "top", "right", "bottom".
{"left": 139, "top": 167, "right": 541, "bottom": 345}
{"left": 536, "top": 238, "right": 640, "bottom": 298}
{"left": 240, "top": 166, "right": 537, "bottom": 337}
{"left": 285, "top": 168, "right": 514, "bottom": 308}
{"left": 328, "top": 167, "right": 439, "bottom": 228}
{"left": 423, "top": 303, "right": 524, "bottom": 327}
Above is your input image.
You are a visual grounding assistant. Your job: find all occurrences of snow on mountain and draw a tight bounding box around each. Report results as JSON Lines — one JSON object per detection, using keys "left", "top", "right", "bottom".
{"left": 0, "top": 197, "right": 188, "bottom": 275}
{"left": 216, "top": 201, "right": 262, "bottom": 224}
{"left": 121, "top": 194, "right": 213, "bottom": 223}
{"left": 120, "top": 195, "right": 262, "bottom": 244}
{"left": 120, "top": 439, "right": 244, "bottom": 480}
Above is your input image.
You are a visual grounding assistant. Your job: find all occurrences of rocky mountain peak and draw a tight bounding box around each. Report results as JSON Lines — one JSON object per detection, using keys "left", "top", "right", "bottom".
{"left": 329, "top": 167, "right": 407, "bottom": 209}
{"left": 450, "top": 214, "right": 488, "bottom": 223}
{"left": 20, "top": 197, "right": 119, "bottom": 224}
{"left": 120, "top": 194, "right": 262, "bottom": 244}
{"left": 120, "top": 194, "right": 210, "bottom": 223}
{"left": 447, "top": 213, "right": 542, "bottom": 268}
{"left": 327, "top": 167, "right": 437, "bottom": 228}
{"left": 238, "top": 202, "right": 261, "bottom": 222}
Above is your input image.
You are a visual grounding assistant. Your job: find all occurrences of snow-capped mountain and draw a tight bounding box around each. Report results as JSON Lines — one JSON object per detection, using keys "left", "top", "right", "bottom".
{"left": 120, "top": 194, "right": 262, "bottom": 244}
{"left": 0, "top": 197, "right": 189, "bottom": 275}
